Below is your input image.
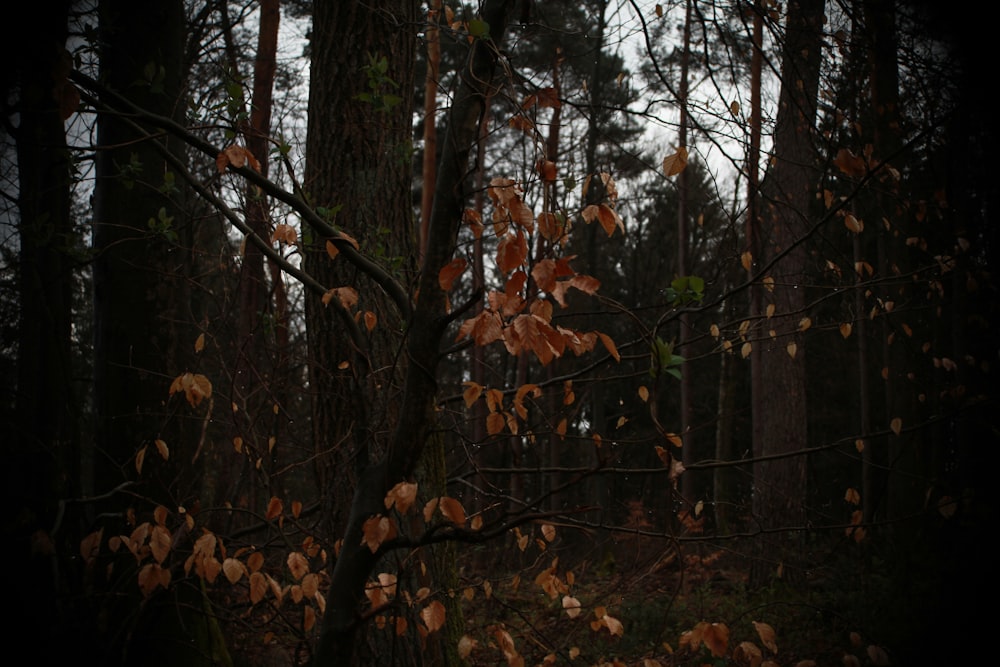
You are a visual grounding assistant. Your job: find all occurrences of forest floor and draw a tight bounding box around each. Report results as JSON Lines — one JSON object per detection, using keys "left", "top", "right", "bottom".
{"left": 455, "top": 529, "right": 909, "bottom": 666}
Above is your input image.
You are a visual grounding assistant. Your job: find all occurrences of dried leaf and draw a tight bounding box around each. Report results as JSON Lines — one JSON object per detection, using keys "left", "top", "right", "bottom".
{"left": 423, "top": 498, "right": 439, "bottom": 523}
{"left": 462, "top": 381, "right": 483, "bottom": 408}
{"left": 833, "top": 148, "right": 866, "bottom": 178}
{"left": 889, "top": 417, "right": 902, "bottom": 435}
{"left": 287, "top": 552, "right": 309, "bottom": 580}
{"left": 439, "top": 496, "right": 467, "bottom": 527}
{"left": 384, "top": 481, "right": 418, "bottom": 514}
{"left": 562, "top": 595, "right": 582, "bottom": 618}
{"left": 458, "top": 635, "right": 478, "bottom": 658}
{"left": 663, "top": 146, "right": 689, "bottom": 177}
{"left": 361, "top": 516, "right": 396, "bottom": 553}
{"left": 265, "top": 496, "right": 283, "bottom": 521}
{"left": 170, "top": 372, "right": 213, "bottom": 408}
{"left": 597, "top": 331, "right": 620, "bottom": 361}
{"left": 138, "top": 563, "right": 170, "bottom": 598}
{"left": 753, "top": 621, "right": 777, "bottom": 653}
{"left": 194, "top": 333, "right": 206, "bottom": 353}
{"left": 271, "top": 223, "right": 297, "bottom": 245}
{"left": 421, "top": 600, "right": 447, "bottom": 633}
{"left": 840, "top": 322, "right": 853, "bottom": 339}
{"left": 249, "top": 571, "right": 267, "bottom": 605}
{"left": 321, "top": 286, "right": 359, "bottom": 310}
{"left": 223, "top": 557, "right": 245, "bottom": 584}
{"left": 247, "top": 551, "right": 264, "bottom": 572}
{"left": 438, "top": 257, "right": 467, "bottom": 291}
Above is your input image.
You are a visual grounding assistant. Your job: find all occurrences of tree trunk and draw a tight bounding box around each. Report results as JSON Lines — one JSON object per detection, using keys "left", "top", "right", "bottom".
{"left": 304, "top": 0, "right": 417, "bottom": 547}
{"left": 7, "top": 2, "right": 76, "bottom": 660}
{"left": 750, "top": 0, "right": 825, "bottom": 585}
{"left": 311, "top": 1, "right": 518, "bottom": 663}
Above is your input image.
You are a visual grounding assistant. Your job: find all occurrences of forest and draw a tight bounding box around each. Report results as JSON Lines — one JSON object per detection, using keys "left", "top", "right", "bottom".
{"left": 1, "top": 0, "right": 996, "bottom": 665}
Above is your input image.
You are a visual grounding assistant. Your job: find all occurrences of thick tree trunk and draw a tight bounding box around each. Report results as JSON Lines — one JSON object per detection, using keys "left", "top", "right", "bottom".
{"left": 7, "top": 2, "right": 75, "bottom": 661}
{"left": 304, "top": 0, "right": 418, "bottom": 542}
{"left": 92, "top": 0, "right": 187, "bottom": 500}
{"left": 750, "top": 0, "right": 825, "bottom": 585}
{"left": 311, "top": 2, "right": 517, "bottom": 663}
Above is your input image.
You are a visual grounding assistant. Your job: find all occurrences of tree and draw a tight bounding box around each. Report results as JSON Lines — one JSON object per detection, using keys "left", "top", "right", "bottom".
{"left": 3, "top": 1, "right": 77, "bottom": 661}
{"left": 4, "top": 1, "right": 996, "bottom": 664}
{"left": 748, "top": 0, "right": 825, "bottom": 584}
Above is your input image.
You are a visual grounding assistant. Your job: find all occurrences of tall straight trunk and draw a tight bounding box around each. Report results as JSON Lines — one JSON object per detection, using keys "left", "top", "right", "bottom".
{"left": 420, "top": 0, "right": 442, "bottom": 260}
{"left": 91, "top": 2, "right": 216, "bottom": 663}
{"left": 304, "top": 0, "right": 417, "bottom": 544}
{"left": 751, "top": 0, "right": 825, "bottom": 585}
{"left": 863, "top": 0, "right": 910, "bottom": 522}
{"left": 8, "top": 1, "right": 75, "bottom": 660}
{"left": 677, "top": 0, "right": 696, "bottom": 505}
{"left": 312, "top": 2, "right": 518, "bottom": 662}
{"left": 92, "top": 0, "right": 188, "bottom": 505}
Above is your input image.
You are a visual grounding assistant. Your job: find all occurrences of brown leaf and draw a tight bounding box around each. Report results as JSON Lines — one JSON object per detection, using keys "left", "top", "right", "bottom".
{"left": 597, "top": 331, "right": 620, "bottom": 362}
{"left": 271, "top": 223, "right": 298, "bottom": 245}
{"left": 384, "top": 481, "right": 418, "bottom": 514}
{"left": 458, "top": 635, "right": 478, "bottom": 659}
{"left": 844, "top": 214, "right": 864, "bottom": 234}
{"left": 753, "top": 621, "right": 777, "bottom": 652}
{"left": 217, "top": 145, "right": 260, "bottom": 173}
{"left": 596, "top": 204, "right": 624, "bottom": 237}
{"left": 496, "top": 230, "right": 528, "bottom": 274}
{"left": 287, "top": 551, "right": 309, "bottom": 580}
{"left": 833, "top": 148, "right": 866, "bottom": 178}
{"left": 223, "top": 557, "right": 245, "bottom": 584}
{"left": 703, "top": 622, "right": 729, "bottom": 657}
{"left": 486, "top": 411, "right": 506, "bottom": 435}
{"left": 150, "top": 525, "right": 171, "bottom": 563}
{"left": 247, "top": 551, "right": 265, "bottom": 572}
{"left": 321, "top": 286, "right": 359, "bottom": 310}
{"left": 662, "top": 146, "right": 688, "bottom": 177}
{"left": 361, "top": 515, "right": 396, "bottom": 553}
{"left": 421, "top": 600, "right": 447, "bottom": 633}
{"left": 438, "top": 257, "right": 467, "bottom": 291}
{"left": 138, "top": 563, "right": 170, "bottom": 598}
{"left": 249, "top": 571, "right": 267, "bottom": 605}
{"left": 265, "top": 496, "right": 283, "bottom": 521}
{"left": 439, "top": 496, "right": 467, "bottom": 527}
{"left": 462, "top": 381, "right": 483, "bottom": 408}
{"left": 537, "top": 159, "right": 557, "bottom": 182}
{"left": 562, "top": 595, "right": 581, "bottom": 618}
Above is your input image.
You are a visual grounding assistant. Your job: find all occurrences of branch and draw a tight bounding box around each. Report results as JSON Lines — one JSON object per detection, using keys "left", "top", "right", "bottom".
{"left": 69, "top": 69, "right": 412, "bottom": 321}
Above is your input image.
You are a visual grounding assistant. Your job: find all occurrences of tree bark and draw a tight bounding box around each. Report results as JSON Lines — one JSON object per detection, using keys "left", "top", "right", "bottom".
{"left": 311, "top": 1, "right": 518, "bottom": 663}
{"left": 751, "top": 0, "right": 825, "bottom": 585}
{"left": 7, "top": 1, "right": 75, "bottom": 660}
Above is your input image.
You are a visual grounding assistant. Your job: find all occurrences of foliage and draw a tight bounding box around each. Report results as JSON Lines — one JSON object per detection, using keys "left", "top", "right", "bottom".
{"left": 2, "top": 0, "right": 996, "bottom": 665}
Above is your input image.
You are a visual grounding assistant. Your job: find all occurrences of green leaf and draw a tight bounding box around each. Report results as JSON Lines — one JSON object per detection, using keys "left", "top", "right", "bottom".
{"left": 468, "top": 18, "right": 490, "bottom": 38}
